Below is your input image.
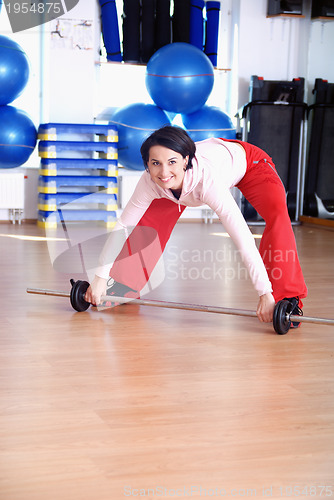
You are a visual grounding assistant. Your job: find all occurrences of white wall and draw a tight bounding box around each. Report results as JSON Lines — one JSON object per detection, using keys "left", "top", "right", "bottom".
{"left": 307, "top": 18, "right": 334, "bottom": 99}
{"left": 45, "top": 1, "right": 101, "bottom": 123}
{"left": 236, "top": 0, "right": 309, "bottom": 107}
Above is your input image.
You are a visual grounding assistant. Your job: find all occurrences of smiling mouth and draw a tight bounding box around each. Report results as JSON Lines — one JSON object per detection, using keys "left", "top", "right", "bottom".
{"left": 159, "top": 176, "right": 174, "bottom": 183}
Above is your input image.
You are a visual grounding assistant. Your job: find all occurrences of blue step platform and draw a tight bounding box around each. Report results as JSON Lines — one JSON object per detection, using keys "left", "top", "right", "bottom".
{"left": 38, "top": 209, "right": 117, "bottom": 229}
{"left": 38, "top": 123, "right": 118, "bottom": 142}
{"left": 38, "top": 192, "right": 118, "bottom": 211}
{"left": 36, "top": 122, "right": 120, "bottom": 228}
{"left": 38, "top": 141, "right": 118, "bottom": 159}
{"left": 39, "top": 158, "right": 118, "bottom": 176}
{"left": 38, "top": 175, "right": 118, "bottom": 194}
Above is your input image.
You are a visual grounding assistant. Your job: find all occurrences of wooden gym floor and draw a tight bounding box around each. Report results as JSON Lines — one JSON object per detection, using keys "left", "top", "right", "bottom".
{"left": 0, "top": 221, "right": 333, "bottom": 500}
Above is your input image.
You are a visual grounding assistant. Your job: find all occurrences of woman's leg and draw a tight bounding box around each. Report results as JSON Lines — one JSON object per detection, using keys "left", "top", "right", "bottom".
{"left": 237, "top": 160, "right": 307, "bottom": 303}
{"left": 110, "top": 198, "right": 186, "bottom": 292}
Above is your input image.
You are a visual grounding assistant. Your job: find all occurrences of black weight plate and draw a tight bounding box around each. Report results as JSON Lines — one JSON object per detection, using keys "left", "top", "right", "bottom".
{"left": 70, "top": 279, "right": 90, "bottom": 312}
{"left": 273, "top": 300, "right": 291, "bottom": 335}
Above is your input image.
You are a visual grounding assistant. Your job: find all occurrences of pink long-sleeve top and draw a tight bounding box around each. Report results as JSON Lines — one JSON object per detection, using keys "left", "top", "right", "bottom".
{"left": 95, "top": 137, "right": 273, "bottom": 296}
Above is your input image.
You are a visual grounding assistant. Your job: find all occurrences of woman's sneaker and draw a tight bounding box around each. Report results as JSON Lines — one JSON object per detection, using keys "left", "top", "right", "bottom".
{"left": 105, "top": 278, "right": 139, "bottom": 305}
{"left": 284, "top": 296, "right": 303, "bottom": 328}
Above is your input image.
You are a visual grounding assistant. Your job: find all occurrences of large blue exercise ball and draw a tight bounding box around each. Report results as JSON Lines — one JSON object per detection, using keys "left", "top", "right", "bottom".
{"left": 0, "top": 105, "right": 37, "bottom": 168}
{"left": 181, "top": 105, "right": 237, "bottom": 142}
{"left": 110, "top": 103, "right": 171, "bottom": 170}
{"left": 0, "top": 35, "right": 30, "bottom": 105}
{"left": 145, "top": 43, "right": 214, "bottom": 115}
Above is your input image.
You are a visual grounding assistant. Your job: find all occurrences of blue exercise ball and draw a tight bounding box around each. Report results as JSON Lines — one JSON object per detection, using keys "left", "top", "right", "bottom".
{"left": 110, "top": 103, "right": 171, "bottom": 170}
{"left": 0, "top": 105, "right": 37, "bottom": 168}
{"left": 181, "top": 105, "right": 236, "bottom": 142}
{"left": 0, "top": 35, "right": 30, "bottom": 105}
{"left": 145, "top": 43, "right": 214, "bottom": 115}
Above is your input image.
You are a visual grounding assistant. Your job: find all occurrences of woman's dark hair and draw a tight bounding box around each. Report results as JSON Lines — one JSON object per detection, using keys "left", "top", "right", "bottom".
{"left": 140, "top": 125, "right": 196, "bottom": 171}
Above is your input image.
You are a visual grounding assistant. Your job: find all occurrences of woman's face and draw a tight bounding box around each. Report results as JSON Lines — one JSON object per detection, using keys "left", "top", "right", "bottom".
{"left": 147, "top": 145, "right": 188, "bottom": 191}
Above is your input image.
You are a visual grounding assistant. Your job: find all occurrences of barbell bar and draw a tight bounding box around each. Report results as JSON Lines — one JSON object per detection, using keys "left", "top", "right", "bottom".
{"left": 26, "top": 279, "right": 334, "bottom": 335}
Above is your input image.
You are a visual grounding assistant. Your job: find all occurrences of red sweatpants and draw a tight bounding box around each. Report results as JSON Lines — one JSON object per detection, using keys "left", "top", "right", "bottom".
{"left": 236, "top": 158, "right": 307, "bottom": 302}
{"left": 110, "top": 198, "right": 186, "bottom": 293}
{"left": 111, "top": 146, "right": 307, "bottom": 302}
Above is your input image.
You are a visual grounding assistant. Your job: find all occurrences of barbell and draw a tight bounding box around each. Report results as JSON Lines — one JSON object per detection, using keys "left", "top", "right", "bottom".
{"left": 26, "top": 279, "right": 334, "bottom": 335}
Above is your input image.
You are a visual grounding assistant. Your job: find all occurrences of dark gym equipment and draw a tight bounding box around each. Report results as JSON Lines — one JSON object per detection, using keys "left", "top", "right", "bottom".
{"left": 122, "top": 0, "right": 141, "bottom": 62}
{"left": 69, "top": 279, "right": 90, "bottom": 312}
{"left": 26, "top": 280, "right": 334, "bottom": 335}
{"left": 267, "top": 0, "right": 303, "bottom": 16}
{"left": 155, "top": 0, "right": 172, "bottom": 52}
{"left": 172, "top": 0, "right": 190, "bottom": 44}
{"left": 141, "top": 0, "right": 155, "bottom": 63}
{"left": 239, "top": 76, "right": 307, "bottom": 222}
{"left": 303, "top": 79, "right": 334, "bottom": 219}
{"left": 272, "top": 299, "right": 293, "bottom": 334}
{"left": 311, "top": 0, "right": 334, "bottom": 18}
{"left": 122, "top": 0, "right": 171, "bottom": 63}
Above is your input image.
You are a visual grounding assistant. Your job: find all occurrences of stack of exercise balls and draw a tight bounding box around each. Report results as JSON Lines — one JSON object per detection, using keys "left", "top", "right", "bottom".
{"left": 109, "top": 42, "right": 236, "bottom": 171}
{"left": 0, "top": 35, "right": 37, "bottom": 169}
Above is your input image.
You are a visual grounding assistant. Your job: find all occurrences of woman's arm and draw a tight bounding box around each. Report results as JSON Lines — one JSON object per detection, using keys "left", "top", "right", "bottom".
{"left": 205, "top": 187, "right": 275, "bottom": 321}
{"left": 86, "top": 173, "right": 159, "bottom": 304}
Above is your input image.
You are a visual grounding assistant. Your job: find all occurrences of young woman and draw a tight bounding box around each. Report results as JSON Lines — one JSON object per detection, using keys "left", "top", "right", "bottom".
{"left": 85, "top": 125, "right": 307, "bottom": 324}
